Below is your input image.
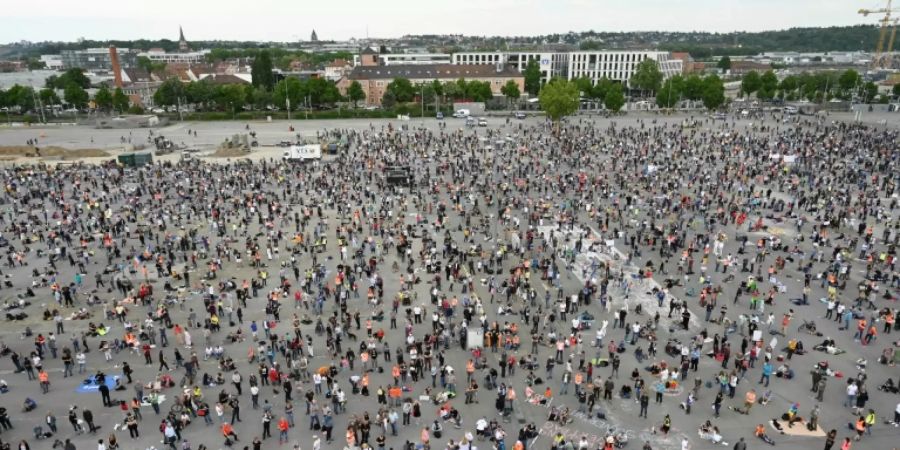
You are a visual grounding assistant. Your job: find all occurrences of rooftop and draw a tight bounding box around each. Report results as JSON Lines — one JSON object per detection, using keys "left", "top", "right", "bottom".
{"left": 348, "top": 64, "right": 521, "bottom": 80}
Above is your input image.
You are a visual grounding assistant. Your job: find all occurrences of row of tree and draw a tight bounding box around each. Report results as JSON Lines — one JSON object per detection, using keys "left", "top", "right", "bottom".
{"left": 0, "top": 83, "right": 130, "bottom": 114}
{"left": 739, "top": 68, "right": 897, "bottom": 103}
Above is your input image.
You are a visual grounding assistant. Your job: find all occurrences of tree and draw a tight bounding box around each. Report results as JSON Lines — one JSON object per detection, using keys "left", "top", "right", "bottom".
{"left": 153, "top": 78, "right": 184, "bottom": 108}
{"left": 539, "top": 79, "right": 579, "bottom": 132}
{"left": 185, "top": 80, "right": 214, "bottom": 109}
{"left": 93, "top": 86, "right": 113, "bottom": 112}
{"left": 348, "top": 81, "right": 366, "bottom": 107}
{"left": 6, "top": 85, "right": 35, "bottom": 111}
{"left": 246, "top": 85, "right": 272, "bottom": 110}
{"left": 682, "top": 75, "right": 705, "bottom": 101}
{"left": 251, "top": 50, "right": 275, "bottom": 91}
{"left": 603, "top": 84, "right": 625, "bottom": 112}
{"left": 655, "top": 78, "right": 681, "bottom": 108}
{"left": 893, "top": 83, "right": 900, "bottom": 98}
{"left": 717, "top": 56, "right": 732, "bottom": 72}
{"left": 46, "top": 68, "right": 90, "bottom": 90}
{"left": 381, "top": 90, "right": 397, "bottom": 109}
{"left": 212, "top": 84, "right": 246, "bottom": 111}
{"left": 465, "top": 80, "right": 493, "bottom": 102}
{"left": 523, "top": 59, "right": 541, "bottom": 96}
{"left": 702, "top": 75, "right": 726, "bottom": 110}
{"left": 629, "top": 59, "right": 663, "bottom": 97}
{"left": 273, "top": 77, "right": 306, "bottom": 111}
{"left": 501, "top": 80, "right": 520, "bottom": 104}
{"left": 862, "top": 81, "right": 878, "bottom": 103}
{"left": 590, "top": 77, "right": 613, "bottom": 101}
{"left": 757, "top": 71, "right": 779, "bottom": 100}
{"left": 306, "top": 78, "right": 341, "bottom": 106}
{"left": 63, "top": 82, "right": 89, "bottom": 109}
{"left": 573, "top": 76, "right": 593, "bottom": 96}
{"left": 385, "top": 78, "right": 415, "bottom": 103}
{"left": 779, "top": 75, "right": 799, "bottom": 94}
{"left": 136, "top": 56, "right": 166, "bottom": 74}
{"left": 39, "top": 88, "right": 60, "bottom": 107}
{"left": 741, "top": 71, "right": 762, "bottom": 96}
{"left": 112, "top": 88, "right": 130, "bottom": 112}
{"left": 838, "top": 69, "right": 860, "bottom": 93}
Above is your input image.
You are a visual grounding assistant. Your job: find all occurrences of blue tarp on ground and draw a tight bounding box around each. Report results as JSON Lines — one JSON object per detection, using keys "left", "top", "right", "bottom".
{"left": 75, "top": 375, "right": 118, "bottom": 393}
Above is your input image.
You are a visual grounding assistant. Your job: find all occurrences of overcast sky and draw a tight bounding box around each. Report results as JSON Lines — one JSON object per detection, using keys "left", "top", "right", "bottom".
{"left": 3, "top": 0, "right": 874, "bottom": 43}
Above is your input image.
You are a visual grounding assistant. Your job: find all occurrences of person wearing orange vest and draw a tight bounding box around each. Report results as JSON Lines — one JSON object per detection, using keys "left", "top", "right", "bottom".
{"left": 222, "top": 422, "right": 238, "bottom": 441}
{"left": 466, "top": 360, "right": 475, "bottom": 382}
{"left": 863, "top": 324, "right": 877, "bottom": 345}
{"left": 389, "top": 386, "right": 402, "bottom": 406}
{"left": 38, "top": 369, "right": 50, "bottom": 393}
{"left": 855, "top": 319, "right": 867, "bottom": 341}
{"left": 885, "top": 311, "right": 895, "bottom": 333}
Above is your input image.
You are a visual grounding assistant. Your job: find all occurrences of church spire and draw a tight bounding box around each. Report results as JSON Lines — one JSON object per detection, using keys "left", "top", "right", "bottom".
{"left": 178, "top": 26, "right": 189, "bottom": 52}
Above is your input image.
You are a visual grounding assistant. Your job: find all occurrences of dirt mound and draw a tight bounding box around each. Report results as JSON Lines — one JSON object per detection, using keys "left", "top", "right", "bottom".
{"left": 210, "top": 147, "right": 250, "bottom": 158}
{"left": 0, "top": 146, "right": 110, "bottom": 159}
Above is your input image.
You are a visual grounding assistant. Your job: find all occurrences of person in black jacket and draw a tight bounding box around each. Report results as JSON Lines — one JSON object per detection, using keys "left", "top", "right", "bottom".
{"left": 82, "top": 409, "right": 97, "bottom": 433}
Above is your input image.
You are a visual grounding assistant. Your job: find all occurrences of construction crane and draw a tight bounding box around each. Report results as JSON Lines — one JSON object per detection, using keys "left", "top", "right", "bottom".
{"left": 859, "top": 0, "right": 900, "bottom": 69}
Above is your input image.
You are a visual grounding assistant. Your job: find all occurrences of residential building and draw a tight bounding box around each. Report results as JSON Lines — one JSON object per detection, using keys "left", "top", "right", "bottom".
{"left": 324, "top": 59, "right": 353, "bottom": 81}
{"left": 670, "top": 52, "right": 706, "bottom": 74}
{"left": 61, "top": 48, "right": 138, "bottom": 70}
{"left": 337, "top": 64, "right": 524, "bottom": 106}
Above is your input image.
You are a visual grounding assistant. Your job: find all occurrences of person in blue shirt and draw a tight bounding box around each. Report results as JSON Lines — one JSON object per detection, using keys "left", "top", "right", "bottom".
{"left": 759, "top": 360, "right": 773, "bottom": 387}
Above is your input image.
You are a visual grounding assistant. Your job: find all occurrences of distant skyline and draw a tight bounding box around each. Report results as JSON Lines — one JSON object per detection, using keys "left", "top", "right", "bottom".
{"left": 3, "top": 0, "right": 875, "bottom": 44}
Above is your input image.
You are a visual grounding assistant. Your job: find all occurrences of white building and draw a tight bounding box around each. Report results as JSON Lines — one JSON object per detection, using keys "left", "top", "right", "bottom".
{"left": 353, "top": 53, "right": 451, "bottom": 66}
{"left": 452, "top": 50, "right": 680, "bottom": 89}
{"left": 40, "top": 55, "right": 64, "bottom": 70}
{"left": 567, "top": 51, "right": 682, "bottom": 87}
{"left": 138, "top": 49, "right": 211, "bottom": 64}
{"left": 452, "top": 52, "right": 568, "bottom": 85}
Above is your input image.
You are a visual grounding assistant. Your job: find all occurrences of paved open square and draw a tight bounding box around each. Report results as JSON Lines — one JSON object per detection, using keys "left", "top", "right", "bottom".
{"left": 0, "top": 112, "right": 897, "bottom": 450}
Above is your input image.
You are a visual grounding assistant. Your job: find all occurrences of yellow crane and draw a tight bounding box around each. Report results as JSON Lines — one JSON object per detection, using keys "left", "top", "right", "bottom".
{"left": 859, "top": 0, "right": 900, "bottom": 69}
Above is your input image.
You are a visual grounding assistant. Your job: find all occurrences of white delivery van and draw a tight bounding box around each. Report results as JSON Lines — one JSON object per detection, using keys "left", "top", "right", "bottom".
{"left": 283, "top": 144, "right": 322, "bottom": 161}
{"left": 453, "top": 109, "right": 471, "bottom": 118}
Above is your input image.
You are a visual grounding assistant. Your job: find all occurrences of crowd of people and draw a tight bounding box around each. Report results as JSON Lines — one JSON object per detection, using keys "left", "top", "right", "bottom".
{"left": 0, "top": 113, "right": 898, "bottom": 450}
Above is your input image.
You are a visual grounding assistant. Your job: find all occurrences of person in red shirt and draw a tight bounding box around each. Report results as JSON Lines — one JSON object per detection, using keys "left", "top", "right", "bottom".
{"left": 278, "top": 416, "right": 290, "bottom": 444}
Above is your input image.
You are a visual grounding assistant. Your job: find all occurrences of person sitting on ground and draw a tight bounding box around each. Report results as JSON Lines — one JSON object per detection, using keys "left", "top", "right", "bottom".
{"left": 755, "top": 424, "right": 775, "bottom": 445}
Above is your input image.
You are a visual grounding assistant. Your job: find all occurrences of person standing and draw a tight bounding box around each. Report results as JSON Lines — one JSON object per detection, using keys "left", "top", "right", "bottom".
{"left": 639, "top": 391, "right": 649, "bottom": 418}
{"left": 278, "top": 416, "right": 290, "bottom": 444}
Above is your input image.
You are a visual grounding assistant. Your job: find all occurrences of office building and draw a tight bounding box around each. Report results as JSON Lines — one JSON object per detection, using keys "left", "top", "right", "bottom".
{"left": 61, "top": 48, "right": 138, "bottom": 71}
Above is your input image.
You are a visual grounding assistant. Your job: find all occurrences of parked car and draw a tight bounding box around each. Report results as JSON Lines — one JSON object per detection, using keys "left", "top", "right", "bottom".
{"left": 453, "top": 109, "right": 471, "bottom": 118}
{"left": 477, "top": 117, "right": 488, "bottom": 127}
{"left": 514, "top": 111, "right": 526, "bottom": 119}
{"left": 436, "top": 111, "right": 444, "bottom": 120}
